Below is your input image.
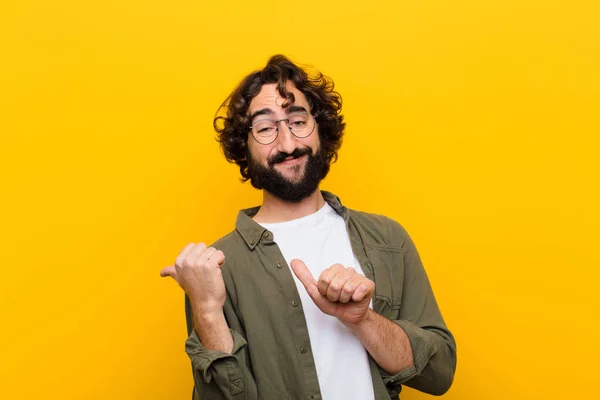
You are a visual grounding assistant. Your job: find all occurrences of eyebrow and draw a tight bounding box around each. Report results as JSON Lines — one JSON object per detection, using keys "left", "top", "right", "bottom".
{"left": 286, "top": 105, "right": 308, "bottom": 114}
{"left": 250, "top": 105, "right": 309, "bottom": 121}
{"left": 250, "top": 108, "right": 273, "bottom": 121}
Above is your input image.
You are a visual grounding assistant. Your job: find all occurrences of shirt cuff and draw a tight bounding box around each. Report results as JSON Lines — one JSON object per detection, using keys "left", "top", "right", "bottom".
{"left": 185, "top": 328, "right": 248, "bottom": 383}
{"left": 379, "top": 319, "right": 438, "bottom": 385}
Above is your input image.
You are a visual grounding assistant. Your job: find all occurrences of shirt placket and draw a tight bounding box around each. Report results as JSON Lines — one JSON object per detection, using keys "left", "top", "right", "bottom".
{"left": 257, "top": 231, "right": 323, "bottom": 400}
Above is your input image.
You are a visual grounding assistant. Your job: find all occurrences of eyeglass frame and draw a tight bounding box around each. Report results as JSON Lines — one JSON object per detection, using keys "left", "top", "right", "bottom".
{"left": 248, "top": 111, "right": 319, "bottom": 145}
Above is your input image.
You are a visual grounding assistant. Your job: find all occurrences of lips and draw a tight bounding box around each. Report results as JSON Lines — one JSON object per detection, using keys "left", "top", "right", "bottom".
{"left": 268, "top": 148, "right": 312, "bottom": 166}
{"left": 277, "top": 154, "right": 306, "bottom": 165}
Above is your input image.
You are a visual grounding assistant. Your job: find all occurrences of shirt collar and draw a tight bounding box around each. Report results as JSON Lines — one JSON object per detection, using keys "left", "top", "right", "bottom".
{"left": 235, "top": 190, "right": 349, "bottom": 250}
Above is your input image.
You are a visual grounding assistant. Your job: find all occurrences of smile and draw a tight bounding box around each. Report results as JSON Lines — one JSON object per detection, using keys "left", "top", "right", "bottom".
{"left": 277, "top": 154, "right": 307, "bottom": 166}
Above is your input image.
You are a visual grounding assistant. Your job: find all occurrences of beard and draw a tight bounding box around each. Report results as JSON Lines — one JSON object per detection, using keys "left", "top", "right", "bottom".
{"left": 247, "top": 146, "right": 330, "bottom": 203}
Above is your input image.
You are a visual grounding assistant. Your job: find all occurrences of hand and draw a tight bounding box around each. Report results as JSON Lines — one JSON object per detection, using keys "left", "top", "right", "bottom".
{"left": 160, "top": 243, "right": 226, "bottom": 316}
{"left": 290, "top": 259, "right": 375, "bottom": 326}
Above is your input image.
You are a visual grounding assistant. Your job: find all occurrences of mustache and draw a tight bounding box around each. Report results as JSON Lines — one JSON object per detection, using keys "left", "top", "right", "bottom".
{"left": 268, "top": 147, "right": 312, "bottom": 167}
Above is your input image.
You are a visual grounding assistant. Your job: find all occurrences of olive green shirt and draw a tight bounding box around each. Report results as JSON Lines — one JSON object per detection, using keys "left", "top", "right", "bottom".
{"left": 184, "top": 191, "right": 456, "bottom": 399}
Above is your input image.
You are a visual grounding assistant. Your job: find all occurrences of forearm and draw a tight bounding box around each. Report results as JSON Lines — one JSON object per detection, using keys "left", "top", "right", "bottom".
{"left": 393, "top": 321, "right": 456, "bottom": 395}
{"left": 345, "top": 309, "right": 414, "bottom": 375}
{"left": 191, "top": 302, "right": 233, "bottom": 354}
{"left": 186, "top": 327, "right": 258, "bottom": 400}
{"left": 185, "top": 295, "right": 258, "bottom": 399}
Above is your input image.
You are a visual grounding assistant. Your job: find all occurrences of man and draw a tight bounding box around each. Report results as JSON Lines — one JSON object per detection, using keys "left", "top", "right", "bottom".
{"left": 160, "top": 55, "right": 457, "bottom": 400}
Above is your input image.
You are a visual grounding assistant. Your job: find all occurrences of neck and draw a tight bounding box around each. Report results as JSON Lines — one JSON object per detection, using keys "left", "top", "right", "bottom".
{"left": 253, "top": 189, "right": 326, "bottom": 223}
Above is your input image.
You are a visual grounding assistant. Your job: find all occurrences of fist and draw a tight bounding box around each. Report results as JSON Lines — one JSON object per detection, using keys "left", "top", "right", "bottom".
{"left": 160, "top": 243, "right": 226, "bottom": 316}
{"left": 290, "top": 260, "right": 375, "bottom": 326}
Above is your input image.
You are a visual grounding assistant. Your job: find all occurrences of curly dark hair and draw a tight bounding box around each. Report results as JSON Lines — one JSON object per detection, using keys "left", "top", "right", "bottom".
{"left": 213, "top": 54, "right": 345, "bottom": 182}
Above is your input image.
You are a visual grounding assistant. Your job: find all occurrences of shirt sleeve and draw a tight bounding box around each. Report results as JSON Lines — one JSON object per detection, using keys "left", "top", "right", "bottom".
{"left": 381, "top": 218, "right": 458, "bottom": 396}
{"left": 184, "top": 295, "right": 259, "bottom": 400}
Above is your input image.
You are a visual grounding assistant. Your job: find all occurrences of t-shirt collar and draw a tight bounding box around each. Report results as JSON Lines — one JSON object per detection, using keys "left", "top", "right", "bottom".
{"left": 235, "top": 190, "right": 349, "bottom": 250}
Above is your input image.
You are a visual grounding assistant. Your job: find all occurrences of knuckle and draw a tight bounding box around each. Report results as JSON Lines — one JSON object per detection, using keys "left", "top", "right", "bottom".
{"left": 194, "top": 258, "right": 207, "bottom": 268}
{"left": 318, "top": 285, "right": 328, "bottom": 296}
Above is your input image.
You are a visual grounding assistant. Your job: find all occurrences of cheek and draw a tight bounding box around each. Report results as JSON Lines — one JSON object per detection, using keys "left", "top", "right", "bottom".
{"left": 248, "top": 140, "right": 274, "bottom": 164}
{"left": 307, "top": 129, "right": 321, "bottom": 151}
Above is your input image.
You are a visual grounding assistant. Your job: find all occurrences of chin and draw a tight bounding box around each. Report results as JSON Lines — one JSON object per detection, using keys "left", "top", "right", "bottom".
{"left": 280, "top": 167, "right": 304, "bottom": 181}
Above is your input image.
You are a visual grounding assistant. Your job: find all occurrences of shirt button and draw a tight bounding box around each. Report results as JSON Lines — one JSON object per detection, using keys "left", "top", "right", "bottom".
{"left": 250, "top": 239, "right": 255, "bottom": 245}
{"left": 262, "top": 231, "right": 269, "bottom": 239}
{"left": 291, "top": 300, "right": 299, "bottom": 307}
{"left": 300, "top": 346, "right": 307, "bottom": 354}
{"left": 277, "top": 262, "right": 283, "bottom": 268}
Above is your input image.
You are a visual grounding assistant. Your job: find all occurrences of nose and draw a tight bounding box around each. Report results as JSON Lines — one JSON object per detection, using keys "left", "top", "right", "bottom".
{"left": 275, "top": 121, "right": 297, "bottom": 155}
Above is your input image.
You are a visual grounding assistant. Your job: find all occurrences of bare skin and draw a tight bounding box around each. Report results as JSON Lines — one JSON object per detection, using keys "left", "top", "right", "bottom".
{"left": 248, "top": 82, "right": 325, "bottom": 224}
{"left": 290, "top": 260, "right": 414, "bottom": 374}
{"left": 160, "top": 243, "right": 232, "bottom": 353}
{"left": 161, "top": 81, "right": 415, "bottom": 374}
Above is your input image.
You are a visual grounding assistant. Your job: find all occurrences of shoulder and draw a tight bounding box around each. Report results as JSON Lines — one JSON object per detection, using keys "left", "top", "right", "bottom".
{"left": 207, "top": 229, "right": 247, "bottom": 259}
{"left": 209, "top": 230, "right": 251, "bottom": 269}
{"left": 210, "top": 230, "right": 242, "bottom": 252}
{"left": 347, "top": 208, "right": 410, "bottom": 249}
{"left": 206, "top": 230, "right": 250, "bottom": 306}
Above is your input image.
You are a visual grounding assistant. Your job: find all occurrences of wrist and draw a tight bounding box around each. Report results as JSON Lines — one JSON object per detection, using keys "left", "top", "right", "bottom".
{"left": 191, "top": 302, "right": 224, "bottom": 323}
{"left": 193, "top": 309, "right": 229, "bottom": 336}
{"left": 343, "top": 308, "right": 377, "bottom": 331}
{"left": 192, "top": 308, "right": 233, "bottom": 354}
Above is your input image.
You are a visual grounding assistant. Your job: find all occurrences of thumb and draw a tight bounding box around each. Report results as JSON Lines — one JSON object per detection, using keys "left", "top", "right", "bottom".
{"left": 160, "top": 265, "right": 176, "bottom": 278}
{"left": 290, "top": 259, "right": 330, "bottom": 310}
{"left": 290, "top": 259, "right": 318, "bottom": 290}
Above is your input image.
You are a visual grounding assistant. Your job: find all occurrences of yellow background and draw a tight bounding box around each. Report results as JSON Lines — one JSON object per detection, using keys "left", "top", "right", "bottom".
{"left": 1, "top": 0, "right": 599, "bottom": 399}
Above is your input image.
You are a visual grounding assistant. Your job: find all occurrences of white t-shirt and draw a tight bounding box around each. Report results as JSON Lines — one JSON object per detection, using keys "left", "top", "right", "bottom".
{"left": 258, "top": 203, "right": 375, "bottom": 400}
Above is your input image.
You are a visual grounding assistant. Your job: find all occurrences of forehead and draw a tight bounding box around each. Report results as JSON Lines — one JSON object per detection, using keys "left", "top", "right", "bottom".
{"left": 248, "top": 82, "right": 310, "bottom": 116}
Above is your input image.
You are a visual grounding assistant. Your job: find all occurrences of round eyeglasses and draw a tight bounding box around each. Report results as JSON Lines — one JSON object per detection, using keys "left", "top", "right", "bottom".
{"left": 249, "top": 112, "right": 317, "bottom": 145}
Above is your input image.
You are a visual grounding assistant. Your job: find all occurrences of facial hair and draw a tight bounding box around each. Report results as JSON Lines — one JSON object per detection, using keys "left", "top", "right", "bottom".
{"left": 247, "top": 146, "right": 329, "bottom": 203}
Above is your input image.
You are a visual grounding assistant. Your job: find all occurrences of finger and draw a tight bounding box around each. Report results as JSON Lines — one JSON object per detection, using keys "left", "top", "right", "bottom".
{"left": 351, "top": 280, "right": 375, "bottom": 302}
{"left": 326, "top": 268, "right": 357, "bottom": 302}
{"left": 317, "top": 263, "right": 346, "bottom": 297}
{"left": 160, "top": 266, "right": 176, "bottom": 278}
{"left": 338, "top": 274, "right": 364, "bottom": 303}
{"left": 290, "top": 259, "right": 331, "bottom": 309}
{"left": 197, "top": 246, "right": 217, "bottom": 264}
{"left": 183, "top": 242, "right": 207, "bottom": 266}
{"left": 209, "top": 250, "right": 225, "bottom": 267}
{"left": 290, "top": 259, "right": 317, "bottom": 288}
{"left": 175, "top": 243, "right": 196, "bottom": 267}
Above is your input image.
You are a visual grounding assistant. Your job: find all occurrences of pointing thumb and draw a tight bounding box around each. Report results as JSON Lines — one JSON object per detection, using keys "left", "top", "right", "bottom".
{"left": 290, "top": 259, "right": 317, "bottom": 288}
{"left": 160, "top": 265, "right": 176, "bottom": 278}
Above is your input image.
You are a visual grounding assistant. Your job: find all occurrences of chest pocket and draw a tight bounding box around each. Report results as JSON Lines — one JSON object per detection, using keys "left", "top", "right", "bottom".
{"left": 365, "top": 244, "right": 405, "bottom": 318}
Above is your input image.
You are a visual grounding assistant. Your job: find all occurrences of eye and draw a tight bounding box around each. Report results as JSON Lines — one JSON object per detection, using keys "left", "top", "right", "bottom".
{"left": 289, "top": 115, "right": 308, "bottom": 127}
{"left": 253, "top": 120, "right": 276, "bottom": 134}
{"left": 257, "top": 127, "right": 276, "bottom": 135}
